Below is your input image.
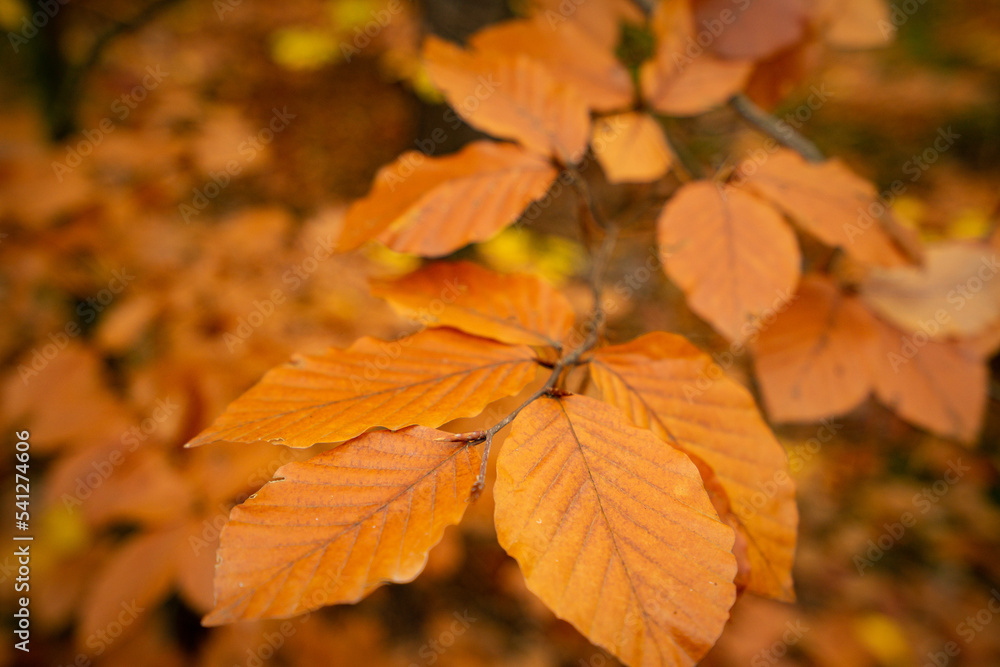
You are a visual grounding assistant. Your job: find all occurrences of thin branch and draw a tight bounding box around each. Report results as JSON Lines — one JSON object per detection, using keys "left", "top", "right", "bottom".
{"left": 729, "top": 93, "right": 825, "bottom": 164}
{"left": 49, "top": 0, "right": 184, "bottom": 139}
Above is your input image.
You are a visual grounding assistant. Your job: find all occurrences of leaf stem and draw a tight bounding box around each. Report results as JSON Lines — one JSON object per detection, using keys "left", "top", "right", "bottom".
{"left": 729, "top": 93, "right": 825, "bottom": 163}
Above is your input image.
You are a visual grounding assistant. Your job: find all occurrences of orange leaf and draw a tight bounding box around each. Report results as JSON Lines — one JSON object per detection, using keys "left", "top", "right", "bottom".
{"left": 592, "top": 112, "right": 673, "bottom": 184}
{"left": 423, "top": 36, "right": 591, "bottom": 163}
{"left": 752, "top": 274, "right": 880, "bottom": 422}
{"left": 202, "top": 426, "right": 483, "bottom": 624}
{"left": 526, "top": 0, "right": 645, "bottom": 51}
{"left": 640, "top": 2, "right": 752, "bottom": 117}
{"left": 817, "top": 0, "right": 892, "bottom": 49}
{"left": 691, "top": 0, "right": 809, "bottom": 61}
{"left": 869, "top": 317, "right": 987, "bottom": 443}
{"left": 469, "top": 16, "right": 634, "bottom": 112}
{"left": 338, "top": 141, "right": 557, "bottom": 256}
{"left": 657, "top": 181, "right": 801, "bottom": 343}
{"left": 590, "top": 333, "right": 797, "bottom": 602}
{"left": 494, "top": 395, "right": 737, "bottom": 667}
{"left": 186, "top": 328, "right": 541, "bottom": 449}
{"left": 370, "top": 261, "right": 576, "bottom": 347}
{"left": 742, "top": 149, "right": 910, "bottom": 266}
{"left": 860, "top": 241, "right": 1000, "bottom": 340}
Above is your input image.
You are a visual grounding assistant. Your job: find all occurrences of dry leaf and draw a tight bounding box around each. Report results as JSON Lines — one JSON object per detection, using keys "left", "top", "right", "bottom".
{"left": 592, "top": 112, "right": 673, "bottom": 184}
{"left": 590, "top": 333, "right": 797, "bottom": 602}
{"left": 692, "top": 0, "right": 810, "bottom": 61}
{"left": 423, "top": 36, "right": 591, "bottom": 163}
{"left": 338, "top": 141, "right": 557, "bottom": 256}
{"left": 370, "top": 261, "right": 576, "bottom": 347}
{"left": 742, "top": 149, "right": 910, "bottom": 267}
{"left": 657, "top": 181, "right": 801, "bottom": 343}
{"left": 187, "top": 328, "right": 541, "bottom": 449}
{"left": 752, "top": 274, "right": 880, "bottom": 422}
{"left": 469, "top": 16, "right": 634, "bottom": 111}
{"left": 494, "top": 395, "right": 737, "bottom": 667}
{"left": 203, "top": 426, "right": 482, "bottom": 624}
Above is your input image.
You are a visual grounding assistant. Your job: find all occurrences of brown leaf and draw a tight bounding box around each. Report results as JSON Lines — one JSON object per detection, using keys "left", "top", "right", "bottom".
{"left": 202, "top": 426, "right": 482, "bottom": 624}
{"left": 469, "top": 16, "right": 634, "bottom": 112}
{"left": 338, "top": 141, "right": 557, "bottom": 256}
{"left": 860, "top": 241, "right": 1000, "bottom": 340}
{"left": 590, "top": 333, "right": 797, "bottom": 602}
{"left": 752, "top": 274, "right": 880, "bottom": 422}
{"left": 187, "top": 328, "right": 541, "bottom": 449}
{"left": 742, "top": 149, "right": 911, "bottom": 266}
{"left": 423, "top": 37, "right": 591, "bottom": 163}
{"left": 869, "top": 317, "right": 987, "bottom": 443}
{"left": 494, "top": 395, "right": 737, "bottom": 667}
{"left": 641, "top": 2, "right": 753, "bottom": 116}
{"left": 657, "top": 181, "right": 801, "bottom": 343}
{"left": 370, "top": 261, "right": 576, "bottom": 347}
{"left": 692, "top": 0, "right": 809, "bottom": 61}
{"left": 592, "top": 112, "right": 673, "bottom": 184}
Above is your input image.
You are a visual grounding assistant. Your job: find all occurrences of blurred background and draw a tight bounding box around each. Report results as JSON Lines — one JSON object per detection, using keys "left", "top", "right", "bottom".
{"left": 0, "top": 0, "right": 998, "bottom": 665}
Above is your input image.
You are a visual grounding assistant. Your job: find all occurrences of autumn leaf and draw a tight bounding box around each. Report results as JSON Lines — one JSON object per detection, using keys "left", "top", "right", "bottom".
{"left": 752, "top": 274, "right": 880, "bottom": 422}
{"left": 818, "top": 0, "right": 892, "bottom": 49}
{"left": 590, "top": 333, "right": 797, "bottom": 602}
{"left": 868, "top": 316, "right": 987, "bottom": 444}
{"left": 203, "top": 426, "right": 483, "bottom": 624}
{"left": 423, "top": 36, "right": 591, "bottom": 163}
{"left": 370, "top": 261, "right": 576, "bottom": 348}
{"left": 592, "top": 112, "right": 673, "bottom": 184}
{"left": 469, "top": 16, "right": 634, "bottom": 112}
{"left": 338, "top": 141, "right": 557, "bottom": 256}
{"left": 657, "top": 181, "right": 801, "bottom": 343}
{"left": 526, "top": 0, "right": 645, "bottom": 51}
{"left": 494, "top": 395, "right": 737, "bottom": 667}
{"left": 741, "top": 149, "right": 912, "bottom": 266}
{"left": 691, "top": 0, "right": 809, "bottom": 61}
{"left": 186, "top": 328, "right": 541, "bottom": 449}
{"left": 640, "top": 1, "right": 753, "bottom": 117}
{"left": 860, "top": 241, "right": 1000, "bottom": 340}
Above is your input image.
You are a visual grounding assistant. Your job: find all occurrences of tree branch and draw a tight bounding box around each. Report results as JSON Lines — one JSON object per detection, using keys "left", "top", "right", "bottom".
{"left": 729, "top": 93, "right": 825, "bottom": 164}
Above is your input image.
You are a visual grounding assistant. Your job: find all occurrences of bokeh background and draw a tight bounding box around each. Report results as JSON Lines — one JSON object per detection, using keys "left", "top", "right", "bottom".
{"left": 1, "top": 0, "right": 998, "bottom": 665}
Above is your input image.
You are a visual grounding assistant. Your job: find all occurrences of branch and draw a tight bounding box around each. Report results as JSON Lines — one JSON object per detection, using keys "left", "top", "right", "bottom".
{"left": 49, "top": 0, "right": 184, "bottom": 139}
{"left": 729, "top": 93, "right": 825, "bottom": 164}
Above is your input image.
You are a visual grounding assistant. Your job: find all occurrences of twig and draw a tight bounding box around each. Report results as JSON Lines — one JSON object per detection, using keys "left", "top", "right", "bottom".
{"left": 48, "top": 0, "right": 184, "bottom": 139}
{"left": 467, "top": 184, "right": 620, "bottom": 499}
{"left": 729, "top": 93, "right": 825, "bottom": 164}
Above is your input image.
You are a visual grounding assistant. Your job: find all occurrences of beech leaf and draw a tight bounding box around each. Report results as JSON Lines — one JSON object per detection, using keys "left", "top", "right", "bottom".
{"left": 423, "top": 36, "right": 591, "bottom": 163}
{"left": 494, "top": 395, "right": 737, "bottom": 667}
{"left": 187, "top": 328, "right": 540, "bottom": 449}
{"left": 592, "top": 112, "right": 673, "bottom": 184}
{"left": 338, "top": 141, "right": 557, "bottom": 256}
{"left": 657, "top": 181, "right": 801, "bottom": 343}
{"left": 202, "top": 426, "right": 483, "bottom": 624}
{"left": 370, "top": 261, "right": 576, "bottom": 348}
{"left": 590, "top": 333, "right": 797, "bottom": 602}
